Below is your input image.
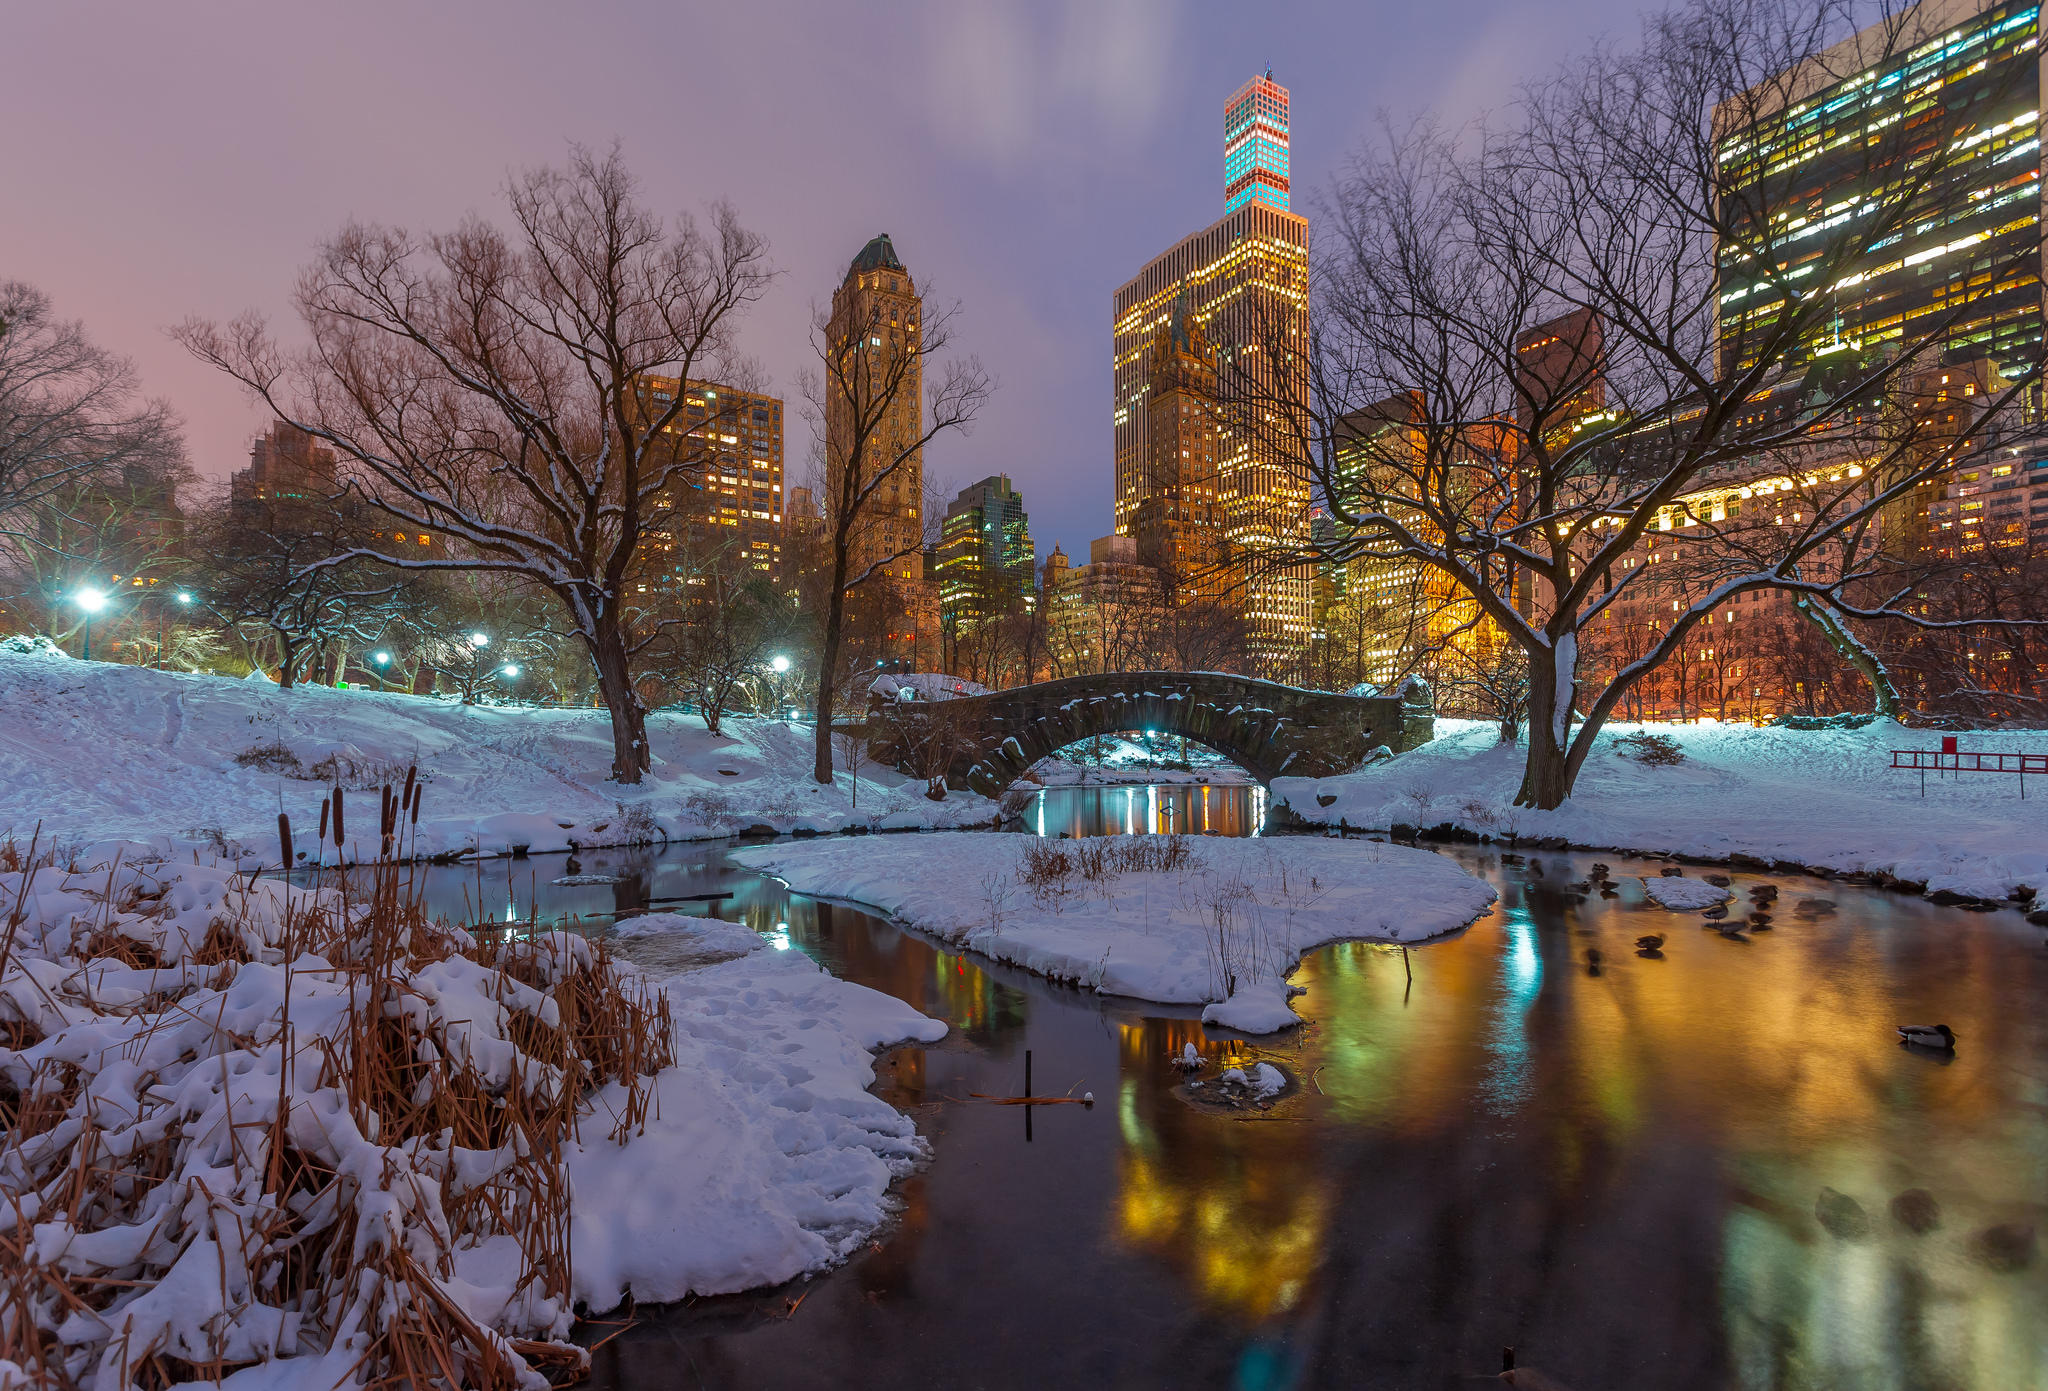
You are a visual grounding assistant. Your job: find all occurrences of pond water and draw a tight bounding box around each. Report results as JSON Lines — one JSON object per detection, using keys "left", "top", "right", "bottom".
{"left": 391, "top": 789, "right": 2048, "bottom": 1389}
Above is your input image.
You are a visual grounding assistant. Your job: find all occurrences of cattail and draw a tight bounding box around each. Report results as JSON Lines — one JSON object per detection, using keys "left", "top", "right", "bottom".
{"left": 403, "top": 764, "right": 417, "bottom": 811}
{"left": 277, "top": 812, "right": 292, "bottom": 871}
{"left": 411, "top": 786, "right": 422, "bottom": 826}
{"left": 317, "top": 800, "right": 330, "bottom": 842}
{"left": 331, "top": 788, "right": 345, "bottom": 849}
{"left": 381, "top": 785, "right": 397, "bottom": 839}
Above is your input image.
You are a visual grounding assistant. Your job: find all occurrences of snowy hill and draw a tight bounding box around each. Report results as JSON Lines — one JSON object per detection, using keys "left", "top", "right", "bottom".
{"left": 1275, "top": 718, "right": 2048, "bottom": 902}
{"left": 0, "top": 649, "right": 993, "bottom": 865}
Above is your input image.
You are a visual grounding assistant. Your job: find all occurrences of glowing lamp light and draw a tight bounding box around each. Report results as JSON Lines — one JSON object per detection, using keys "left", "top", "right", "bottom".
{"left": 372, "top": 651, "right": 392, "bottom": 666}
{"left": 175, "top": 591, "right": 194, "bottom": 606}
{"left": 469, "top": 632, "right": 490, "bottom": 648}
{"left": 501, "top": 664, "right": 521, "bottom": 678}
{"left": 74, "top": 587, "right": 108, "bottom": 614}
{"left": 770, "top": 655, "right": 790, "bottom": 673}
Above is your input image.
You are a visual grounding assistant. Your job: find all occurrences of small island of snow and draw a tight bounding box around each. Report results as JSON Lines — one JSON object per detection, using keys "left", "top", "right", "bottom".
{"left": 731, "top": 832, "right": 1496, "bottom": 1033}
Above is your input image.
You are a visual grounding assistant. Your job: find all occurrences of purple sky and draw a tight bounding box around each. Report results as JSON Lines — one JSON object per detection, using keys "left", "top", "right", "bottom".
{"left": 2, "top": 0, "right": 1649, "bottom": 561}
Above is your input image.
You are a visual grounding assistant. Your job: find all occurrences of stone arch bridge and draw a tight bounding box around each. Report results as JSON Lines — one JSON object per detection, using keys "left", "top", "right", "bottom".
{"left": 863, "top": 672, "right": 1434, "bottom": 797}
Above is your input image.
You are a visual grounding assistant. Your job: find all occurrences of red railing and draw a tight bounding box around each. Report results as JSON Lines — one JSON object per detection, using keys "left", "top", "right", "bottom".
{"left": 1891, "top": 737, "right": 2047, "bottom": 797}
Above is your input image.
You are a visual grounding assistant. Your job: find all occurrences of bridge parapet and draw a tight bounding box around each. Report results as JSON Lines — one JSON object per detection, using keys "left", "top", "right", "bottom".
{"left": 865, "top": 671, "right": 1433, "bottom": 797}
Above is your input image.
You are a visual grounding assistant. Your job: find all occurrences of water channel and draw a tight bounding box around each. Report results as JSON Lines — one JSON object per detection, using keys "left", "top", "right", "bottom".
{"left": 400, "top": 784, "right": 2048, "bottom": 1389}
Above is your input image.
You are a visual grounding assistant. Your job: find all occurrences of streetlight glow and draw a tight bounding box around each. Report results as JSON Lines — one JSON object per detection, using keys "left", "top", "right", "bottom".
{"left": 74, "top": 587, "right": 107, "bottom": 614}
{"left": 175, "top": 591, "right": 193, "bottom": 606}
{"left": 372, "top": 651, "right": 392, "bottom": 666}
{"left": 469, "top": 632, "right": 490, "bottom": 648}
{"left": 501, "top": 664, "right": 521, "bottom": 678}
{"left": 770, "top": 655, "right": 790, "bottom": 673}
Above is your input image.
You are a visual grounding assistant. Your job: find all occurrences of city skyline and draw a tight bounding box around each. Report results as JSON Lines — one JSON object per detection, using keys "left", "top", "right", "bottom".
{"left": 0, "top": 0, "right": 1657, "bottom": 566}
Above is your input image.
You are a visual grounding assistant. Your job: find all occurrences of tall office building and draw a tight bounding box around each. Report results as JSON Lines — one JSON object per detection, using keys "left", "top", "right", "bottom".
{"left": 1712, "top": 0, "right": 2048, "bottom": 561}
{"left": 826, "top": 234, "right": 927, "bottom": 589}
{"left": 1114, "top": 72, "right": 1313, "bottom": 663}
{"left": 1132, "top": 292, "right": 1227, "bottom": 599}
{"left": 1713, "top": 0, "right": 2043, "bottom": 377}
{"left": 933, "top": 474, "right": 1035, "bottom": 627}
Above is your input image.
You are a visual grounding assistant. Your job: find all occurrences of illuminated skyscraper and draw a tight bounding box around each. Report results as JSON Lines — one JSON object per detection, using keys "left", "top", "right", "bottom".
{"left": 1224, "top": 70, "right": 1291, "bottom": 214}
{"left": 1114, "top": 72, "right": 1312, "bottom": 666}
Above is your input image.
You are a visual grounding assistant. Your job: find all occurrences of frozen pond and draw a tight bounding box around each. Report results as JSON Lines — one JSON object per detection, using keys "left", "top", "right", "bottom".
{"left": 369, "top": 787, "right": 2048, "bottom": 1389}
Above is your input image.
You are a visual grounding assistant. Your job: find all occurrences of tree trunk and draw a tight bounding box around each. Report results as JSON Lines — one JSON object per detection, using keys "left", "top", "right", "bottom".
{"left": 1796, "top": 597, "right": 1902, "bottom": 719}
{"left": 276, "top": 632, "right": 299, "bottom": 689}
{"left": 588, "top": 619, "right": 649, "bottom": 784}
{"left": 813, "top": 559, "right": 851, "bottom": 785}
{"left": 1513, "top": 642, "right": 1575, "bottom": 810}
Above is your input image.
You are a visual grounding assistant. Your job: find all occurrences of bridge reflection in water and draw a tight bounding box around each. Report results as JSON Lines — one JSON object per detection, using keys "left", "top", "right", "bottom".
{"left": 1020, "top": 781, "right": 1268, "bottom": 838}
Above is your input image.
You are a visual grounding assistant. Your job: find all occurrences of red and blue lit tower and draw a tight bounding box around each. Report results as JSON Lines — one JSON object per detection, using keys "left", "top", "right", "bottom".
{"left": 1224, "top": 69, "right": 1290, "bottom": 213}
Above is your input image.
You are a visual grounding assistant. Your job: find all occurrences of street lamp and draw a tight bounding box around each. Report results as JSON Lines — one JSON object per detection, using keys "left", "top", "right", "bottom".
{"left": 372, "top": 650, "right": 392, "bottom": 667}
{"left": 500, "top": 664, "right": 521, "bottom": 679}
{"left": 770, "top": 655, "right": 790, "bottom": 674}
{"left": 73, "top": 586, "right": 107, "bottom": 661}
{"left": 469, "top": 632, "right": 490, "bottom": 648}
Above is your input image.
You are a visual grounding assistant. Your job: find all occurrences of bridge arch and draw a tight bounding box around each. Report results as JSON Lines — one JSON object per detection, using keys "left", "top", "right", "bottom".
{"left": 865, "top": 671, "right": 1433, "bottom": 797}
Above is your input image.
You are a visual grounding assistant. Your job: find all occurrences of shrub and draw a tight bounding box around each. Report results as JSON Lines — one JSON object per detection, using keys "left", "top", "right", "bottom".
{"left": 232, "top": 738, "right": 305, "bottom": 777}
{"left": 1614, "top": 731, "right": 1686, "bottom": 766}
{"left": 308, "top": 749, "right": 423, "bottom": 791}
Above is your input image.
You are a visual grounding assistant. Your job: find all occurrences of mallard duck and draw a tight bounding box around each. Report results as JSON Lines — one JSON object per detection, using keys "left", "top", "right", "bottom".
{"left": 1634, "top": 934, "right": 1665, "bottom": 951}
{"left": 1897, "top": 1024, "right": 1956, "bottom": 1049}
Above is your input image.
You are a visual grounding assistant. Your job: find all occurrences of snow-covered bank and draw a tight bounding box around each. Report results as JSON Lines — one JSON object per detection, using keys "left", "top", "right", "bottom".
{"left": 0, "top": 860, "right": 945, "bottom": 1387}
{"left": 1274, "top": 718, "right": 2048, "bottom": 903}
{"left": 730, "top": 832, "right": 1496, "bottom": 1033}
{"left": 572, "top": 915, "right": 946, "bottom": 1308}
{"left": 0, "top": 648, "right": 993, "bottom": 867}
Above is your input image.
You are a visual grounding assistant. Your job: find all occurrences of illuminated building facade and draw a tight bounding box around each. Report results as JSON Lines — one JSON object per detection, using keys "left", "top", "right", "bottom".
{"left": 1713, "top": 0, "right": 2043, "bottom": 378}
{"left": 1114, "top": 74, "right": 1313, "bottom": 665}
{"left": 934, "top": 474, "right": 1035, "bottom": 627}
{"left": 827, "top": 234, "right": 927, "bottom": 589}
{"left": 635, "top": 378, "right": 785, "bottom": 583}
{"left": 827, "top": 234, "right": 932, "bottom": 662}
{"left": 1132, "top": 293, "right": 1227, "bottom": 599}
{"left": 1224, "top": 69, "right": 1291, "bottom": 214}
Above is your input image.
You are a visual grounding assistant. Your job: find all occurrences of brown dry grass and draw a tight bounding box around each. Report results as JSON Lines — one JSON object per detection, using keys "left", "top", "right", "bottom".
{"left": 0, "top": 769, "right": 676, "bottom": 1390}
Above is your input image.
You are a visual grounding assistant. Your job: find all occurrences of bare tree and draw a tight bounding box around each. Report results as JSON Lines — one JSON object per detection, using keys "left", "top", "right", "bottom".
{"left": 1237, "top": 0, "right": 2047, "bottom": 807}
{"left": 0, "top": 282, "right": 186, "bottom": 541}
{"left": 803, "top": 287, "right": 989, "bottom": 784}
{"left": 176, "top": 146, "right": 773, "bottom": 782}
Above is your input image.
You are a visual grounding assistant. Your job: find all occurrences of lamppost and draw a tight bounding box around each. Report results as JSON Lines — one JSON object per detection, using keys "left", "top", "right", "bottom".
{"left": 161, "top": 589, "right": 193, "bottom": 669}
{"left": 767, "top": 653, "right": 791, "bottom": 719}
{"left": 73, "top": 586, "right": 108, "bottom": 661}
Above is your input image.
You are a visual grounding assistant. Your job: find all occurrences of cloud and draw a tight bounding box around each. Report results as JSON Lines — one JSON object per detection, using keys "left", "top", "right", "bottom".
{"left": 925, "top": 0, "right": 1176, "bottom": 166}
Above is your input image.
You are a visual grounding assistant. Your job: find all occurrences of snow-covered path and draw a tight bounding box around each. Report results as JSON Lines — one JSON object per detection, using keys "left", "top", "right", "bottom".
{"left": 731, "top": 832, "right": 1497, "bottom": 1033}
{"left": 1274, "top": 718, "right": 2048, "bottom": 902}
{"left": 0, "top": 649, "right": 993, "bottom": 864}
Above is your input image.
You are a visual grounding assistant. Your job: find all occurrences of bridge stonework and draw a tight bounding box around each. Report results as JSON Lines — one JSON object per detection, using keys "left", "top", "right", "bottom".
{"left": 866, "top": 672, "right": 1434, "bottom": 797}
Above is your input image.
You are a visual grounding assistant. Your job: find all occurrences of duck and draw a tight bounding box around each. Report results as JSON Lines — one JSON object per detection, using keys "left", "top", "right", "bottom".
{"left": 1897, "top": 1024, "right": 1956, "bottom": 1050}
{"left": 1634, "top": 934, "right": 1665, "bottom": 951}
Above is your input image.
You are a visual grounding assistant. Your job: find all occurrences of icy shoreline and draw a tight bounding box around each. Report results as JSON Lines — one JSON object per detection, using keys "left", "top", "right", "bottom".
{"left": 1273, "top": 718, "right": 2048, "bottom": 906}
{"left": 731, "top": 831, "right": 1497, "bottom": 1034}
{"left": 0, "top": 861, "right": 946, "bottom": 1387}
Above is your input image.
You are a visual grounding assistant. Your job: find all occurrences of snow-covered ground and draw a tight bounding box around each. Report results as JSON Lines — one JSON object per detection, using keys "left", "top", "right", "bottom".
{"left": 573, "top": 914, "right": 946, "bottom": 1308}
{"left": 0, "top": 648, "right": 993, "bottom": 867}
{"left": 1274, "top": 718, "right": 2048, "bottom": 902}
{"left": 0, "top": 862, "right": 945, "bottom": 1386}
{"left": 731, "top": 832, "right": 1496, "bottom": 1033}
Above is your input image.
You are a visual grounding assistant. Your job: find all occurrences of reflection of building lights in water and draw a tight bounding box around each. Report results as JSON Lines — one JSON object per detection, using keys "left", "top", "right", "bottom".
{"left": 768, "top": 922, "right": 793, "bottom": 951}
{"left": 1251, "top": 785, "right": 1267, "bottom": 835}
{"left": 1124, "top": 786, "right": 1135, "bottom": 835}
{"left": 1147, "top": 783, "right": 1157, "bottom": 833}
{"left": 1481, "top": 908, "right": 1541, "bottom": 1115}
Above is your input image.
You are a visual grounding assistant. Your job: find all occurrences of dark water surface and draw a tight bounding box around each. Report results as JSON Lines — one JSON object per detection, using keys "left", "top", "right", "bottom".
{"left": 401, "top": 786, "right": 2048, "bottom": 1390}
